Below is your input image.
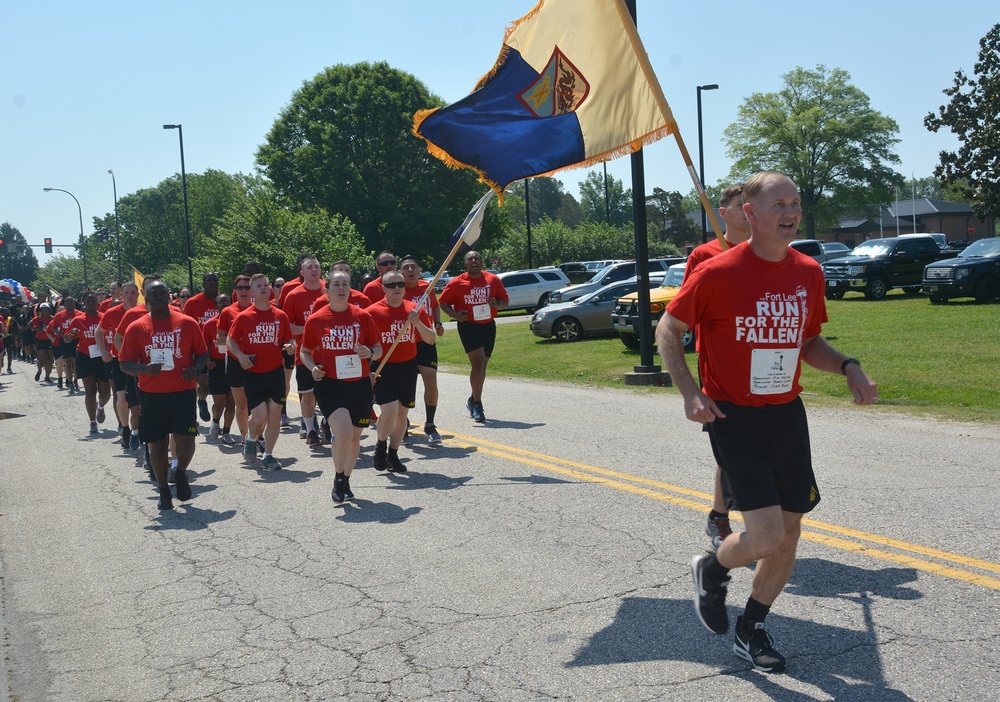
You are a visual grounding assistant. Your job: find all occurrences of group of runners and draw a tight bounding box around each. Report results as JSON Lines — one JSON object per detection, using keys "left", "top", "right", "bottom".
{"left": 1, "top": 249, "right": 511, "bottom": 511}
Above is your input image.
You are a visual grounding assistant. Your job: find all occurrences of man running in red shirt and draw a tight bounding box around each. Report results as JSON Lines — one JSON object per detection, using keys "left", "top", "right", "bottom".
{"left": 66, "top": 292, "right": 111, "bottom": 435}
{"left": 227, "top": 274, "right": 294, "bottom": 471}
{"left": 120, "top": 280, "right": 209, "bottom": 511}
{"left": 216, "top": 275, "right": 254, "bottom": 446}
{"left": 282, "top": 255, "right": 327, "bottom": 446}
{"left": 438, "top": 250, "right": 509, "bottom": 423}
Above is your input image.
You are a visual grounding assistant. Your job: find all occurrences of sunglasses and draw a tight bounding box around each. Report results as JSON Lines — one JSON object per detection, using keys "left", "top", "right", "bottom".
{"left": 235, "top": 285, "right": 251, "bottom": 291}
{"left": 377, "top": 259, "right": 396, "bottom": 267}
{"left": 179, "top": 294, "right": 191, "bottom": 299}
{"left": 382, "top": 281, "right": 405, "bottom": 289}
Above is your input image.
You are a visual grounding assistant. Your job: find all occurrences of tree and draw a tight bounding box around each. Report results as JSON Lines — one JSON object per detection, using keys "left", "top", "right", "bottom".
{"left": 88, "top": 169, "right": 242, "bottom": 284}
{"left": 646, "top": 188, "right": 697, "bottom": 248}
{"left": 33, "top": 254, "right": 115, "bottom": 297}
{"left": 505, "top": 177, "right": 581, "bottom": 227}
{"left": 256, "top": 62, "right": 483, "bottom": 260}
{"left": 578, "top": 170, "right": 632, "bottom": 226}
{"left": 724, "top": 65, "right": 902, "bottom": 237}
{"left": 199, "top": 176, "right": 370, "bottom": 288}
{"left": 924, "top": 23, "right": 1000, "bottom": 221}
{"left": 0, "top": 222, "right": 40, "bottom": 285}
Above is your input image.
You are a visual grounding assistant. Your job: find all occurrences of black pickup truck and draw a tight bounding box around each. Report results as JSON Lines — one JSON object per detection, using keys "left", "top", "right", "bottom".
{"left": 922, "top": 236, "right": 1000, "bottom": 304}
{"left": 821, "top": 235, "right": 956, "bottom": 300}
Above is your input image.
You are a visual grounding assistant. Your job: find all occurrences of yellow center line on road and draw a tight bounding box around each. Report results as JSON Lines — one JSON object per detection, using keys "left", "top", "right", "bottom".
{"left": 442, "top": 429, "right": 1000, "bottom": 592}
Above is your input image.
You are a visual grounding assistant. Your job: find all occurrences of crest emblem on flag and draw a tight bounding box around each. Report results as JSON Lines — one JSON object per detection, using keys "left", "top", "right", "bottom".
{"left": 518, "top": 47, "right": 590, "bottom": 118}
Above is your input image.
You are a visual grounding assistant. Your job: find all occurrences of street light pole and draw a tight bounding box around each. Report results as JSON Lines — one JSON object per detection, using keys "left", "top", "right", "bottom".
{"left": 43, "top": 187, "right": 87, "bottom": 289}
{"left": 696, "top": 83, "right": 719, "bottom": 244}
{"left": 108, "top": 169, "right": 122, "bottom": 283}
{"left": 163, "top": 124, "right": 193, "bottom": 290}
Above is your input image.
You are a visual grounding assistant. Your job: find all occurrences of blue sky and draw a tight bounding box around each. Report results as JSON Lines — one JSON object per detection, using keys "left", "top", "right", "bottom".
{"left": 1, "top": 0, "right": 994, "bottom": 271}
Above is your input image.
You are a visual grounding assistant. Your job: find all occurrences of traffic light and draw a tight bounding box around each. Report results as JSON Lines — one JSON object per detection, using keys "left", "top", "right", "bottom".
{"left": 44, "top": 237, "right": 53, "bottom": 254}
{"left": 0, "top": 238, "right": 5, "bottom": 251}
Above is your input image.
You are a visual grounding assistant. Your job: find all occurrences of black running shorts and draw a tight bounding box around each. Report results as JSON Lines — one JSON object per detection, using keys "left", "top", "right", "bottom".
{"left": 456, "top": 320, "right": 497, "bottom": 356}
{"left": 139, "top": 389, "right": 198, "bottom": 444}
{"left": 244, "top": 366, "right": 286, "bottom": 411}
{"left": 707, "top": 396, "right": 820, "bottom": 514}
{"left": 415, "top": 340, "right": 438, "bottom": 369}
{"left": 314, "top": 377, "right": 372, "bottom": 428}
{"left": 373, "top": 358, "right": 418, "bottom": 408}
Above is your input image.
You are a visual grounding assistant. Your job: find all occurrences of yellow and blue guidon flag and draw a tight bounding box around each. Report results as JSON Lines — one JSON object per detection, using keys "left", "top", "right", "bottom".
{"left": 413, "top": 0, "right": 676, "bottom": 204}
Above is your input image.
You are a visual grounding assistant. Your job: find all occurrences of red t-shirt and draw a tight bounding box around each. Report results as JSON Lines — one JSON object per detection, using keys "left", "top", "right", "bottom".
{"left": 683, "top": 238, "right": 739, "bottom": 353}
{"left": 182, "top": 292, "right": 219, "bottom": 327}
{"left": 283, "top": 283, "right": 327, "bottom": 365}
{"left": 49, "top": 308, "right": 83, "bottom": 345}
{"left": 99, "top": 304, "right": 131, "bottom": 358}
{"left": 115, "top": 306, "right": 150, "bottom": 352}
{"left": 31, "top": 314, "right": 53, "bottom": 340}
{"left": 66, "top": 312, "right": 104, "bottom": 359}
{"left": 301, "top": 305, "right": 379, "bottom": 382}
{"left": 362, "top": 278, "right": 385, "bottom": 304}
{"left": 216, "top": 301, "right": 252, "bottom": 359}
{"left": 438, "top": 271, "right": 509, "bottom": 324}
{"left": 666, "top": 242, "right": 827, "bottom": 407}
{"left": 119, "top": 310, "right": 208, "bottom": 393}
{"left": 227, "top": 305, "right": 293, "bottom": 373}
{"left": 98, "top": 298, "right": 120, "bottom": 314}
{"left": 366, "top": 299, "right": 433, "bottom": 364}
{"left": 403, "top": 280, "right": 439, "bottom": 318}
{"left": 275, "top": 277, "right": 302, "bottom": 308}
{"left": 202, "top": 317, "right": 226, "bottom": 360}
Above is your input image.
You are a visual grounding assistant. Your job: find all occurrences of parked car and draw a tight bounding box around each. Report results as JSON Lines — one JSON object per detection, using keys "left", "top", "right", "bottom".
{"left": 821, "top": 235, "right": 956, "bottom": 300}
{"left": 558, "top": 262, "right": 593, "bottom": 284}
{"left": 821, "top": 242, "right": 851, "bottom": 260}
{"left": 788, "top": 239, "right": 826, "bottom": 262}
{"left": 530, "top": 274, "right": 665, "bottom": 342}
{"left": 422, "top": 271, "right": 452, "bottom": 293}
{"left": 583, "top": 259, "right": 625, "bottom": 273}
{"left": 496, "top": 267, "right": 571, "bottom": 312}
{"left": 548, "top": 257, "right": 686, "bottom": 304}
{"left": 922, "top": 236, "right": 1000, "bottom": 304}
{"left": 613, "top": 263, "right": 694, "bottom": 351}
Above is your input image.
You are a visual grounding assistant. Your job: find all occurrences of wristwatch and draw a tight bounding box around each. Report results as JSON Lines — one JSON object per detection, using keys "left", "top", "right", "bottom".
{"left": 841, "top": 357, "right": 860, "bottom": 374}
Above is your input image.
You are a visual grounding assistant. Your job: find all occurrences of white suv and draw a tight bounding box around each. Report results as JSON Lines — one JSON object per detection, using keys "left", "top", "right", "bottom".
{"left": 496, "top": 267, "right": 571, "bottom": 312}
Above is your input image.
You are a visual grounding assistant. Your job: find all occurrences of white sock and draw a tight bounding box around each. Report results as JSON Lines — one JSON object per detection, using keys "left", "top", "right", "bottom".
{"left": 304, "top": 415, "right": 316, "bottom": 433}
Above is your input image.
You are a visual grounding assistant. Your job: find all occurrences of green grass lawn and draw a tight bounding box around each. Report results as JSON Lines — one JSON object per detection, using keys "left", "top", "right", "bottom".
{"left": 437, "top": 290, "right": 1000, "bottom": 423}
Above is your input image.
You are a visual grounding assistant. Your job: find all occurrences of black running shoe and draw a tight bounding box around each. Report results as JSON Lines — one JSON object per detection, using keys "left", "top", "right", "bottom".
{"left": 374, "top": 442, "right": 387, "bottom": 471}
{"left": 343, "top": 474, "right": 355, "bottom": 501}
{"left": 332, "top": 474, "right": 347, "bottom": 503}
{"left": 57, "top": 378, "right": 63, "bottom": 390}
{"left": 387, "top": 453, "right": 407, "bottom": 473}
{"left": 34, "top": 370, "right": 41, "bottom": 381}
{"left": 175, "top": 470, "right": 192, "bottom": 501}
{"left": 198, "top": 398, "right": 210, "bottom": 422}
{"left": 466, "top": 396, "right": 475, "bottom": 418}
{"left": 472, "top": 401, "right": 486, "bottom": 423}
{"left": 733, "top": 616, "right": 786, "bottom": 673}
{"left": 691, "top": 553, "right": 730, "bottom": 635}
{"left": 157, "top": 486, "right": 174, "bottom": 511}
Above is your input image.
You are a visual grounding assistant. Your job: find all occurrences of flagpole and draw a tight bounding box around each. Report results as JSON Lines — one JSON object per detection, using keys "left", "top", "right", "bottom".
{"left": 372, "top": 190, "right": 493, "bottom": 379}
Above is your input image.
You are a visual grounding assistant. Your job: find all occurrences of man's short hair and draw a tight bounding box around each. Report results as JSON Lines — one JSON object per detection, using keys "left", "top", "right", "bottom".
{"left": 234, "top": 274, "right": 251, "bottom": 286}
{"left": 142, "top": 274, "right": 162, "bottom": 292}
{"left": 743, "top": 171, "right": 791, "bottom": 203}
{"left": 399, "top": 254, "right": 419, "bottom": 268}
{"left": 250, "top": 273, "right": 268, "bottom": 285}
{"left": 719, "top": 183, "right": 745, "bottom": 208}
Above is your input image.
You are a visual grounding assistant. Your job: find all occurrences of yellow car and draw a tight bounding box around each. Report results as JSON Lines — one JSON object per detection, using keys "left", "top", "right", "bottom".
{"left": 611, "top": 263, "right": 695, "bottom": 351}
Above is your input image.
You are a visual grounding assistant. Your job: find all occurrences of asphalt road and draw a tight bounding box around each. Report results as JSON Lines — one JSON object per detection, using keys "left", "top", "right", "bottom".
{"left": 0, "top": 356, "right": 997, "bottom": 701}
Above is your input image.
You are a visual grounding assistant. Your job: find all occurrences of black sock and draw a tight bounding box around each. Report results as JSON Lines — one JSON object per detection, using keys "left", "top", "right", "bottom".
{"left": 376, "top": 440, "right": 387, "bottom": 452}
{"left": 709, "top": 509, "right": 729, "bottom": 520}
{"left": 425, "top": 404, "right": 437, "bottom": 426}
{"left": 388, "top": 446, "right": 399, "bottom": 459}
{"left": 705, "top": 552, "right": 730, "bottom": 581}
{"left": 744, "top": 597, "right": 771, "bottom": 625}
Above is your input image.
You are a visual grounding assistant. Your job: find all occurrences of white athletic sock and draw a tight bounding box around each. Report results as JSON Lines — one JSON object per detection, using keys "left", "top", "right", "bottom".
{"left": 304, "top": 415, "right": 316, "bottom": 433}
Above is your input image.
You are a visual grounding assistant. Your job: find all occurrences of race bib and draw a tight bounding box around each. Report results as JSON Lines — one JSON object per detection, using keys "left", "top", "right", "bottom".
{"left": 88, "top": 344, "right": 102, "bottom": 358}
{"left": 335, "top": 353, "right": 363, "bottom": 380}
{"left": 749, "top": 348, "right": 799, "bottom": 395}
{"left": 149, "top": 347, "right": 175, "bottom": 371}
{"left": 471, "top": 303, "right": 491, "bottom": 321}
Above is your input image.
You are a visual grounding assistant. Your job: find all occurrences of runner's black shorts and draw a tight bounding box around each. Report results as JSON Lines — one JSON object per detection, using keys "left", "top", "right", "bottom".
{"left": 139, "top": 388, "right": 198, "bottom": 444}
{"left": 75, "top": 352, "right": 109, "bottom": 382}
{"left": 225, "top": 355, "right": 246, "bottom": 388}
{"left": 108, "top": 358, "right": 127, "bottom": 392}
{"left": 207, "top": 358, "right": 227, "bottom": 395}
{"left": 373, "top": 358, "right": 417, "bottom": 408}
{"left": 52, "top": 343, "right": 63, "bottom": 359}
{"left": 314, "top": 377, "right": 372, "bottom": 428}
{"left": 295, "top": 363, "right": 315, "bottom": 394}
{"left": 125, "top": 373, "right": 140, "bottom": 408}
{"left": 456, "top": 320, "right": 497, "bottom": 356}
{"left": 244, "top": 366, "right": 286, "bottom": 411}
{"left": 63, "top": 340, "right": 79, "bottom": 357}
{"left": 707, "top": 396, "right": 820, "bottom": 514}
{"left": 415, "top": 340, "right": 437, "bottom": 369}
{"left": 35, "top": 337, "right": 51, "bottom": 351}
